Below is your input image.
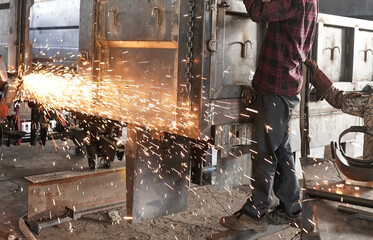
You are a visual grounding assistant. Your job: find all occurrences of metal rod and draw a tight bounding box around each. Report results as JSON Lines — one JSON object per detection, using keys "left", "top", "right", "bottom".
{"left": 305, "top": 188, "right": 373, "bottom": 208}
{"left": 337, "top": 205, "right": 373, "bottom": 217}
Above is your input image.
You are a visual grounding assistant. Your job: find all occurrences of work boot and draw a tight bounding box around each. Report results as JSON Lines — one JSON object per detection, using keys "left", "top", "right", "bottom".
{"left": 219, "top": 210, "right": 268, "bottom": 232}
{"left": 267, "top": 205, "right": 301, "bottom": 227}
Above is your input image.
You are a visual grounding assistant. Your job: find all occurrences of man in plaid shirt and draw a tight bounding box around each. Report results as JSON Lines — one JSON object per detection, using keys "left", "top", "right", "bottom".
{"left": 220, "top": 0, "right": 318, "bottom": 232}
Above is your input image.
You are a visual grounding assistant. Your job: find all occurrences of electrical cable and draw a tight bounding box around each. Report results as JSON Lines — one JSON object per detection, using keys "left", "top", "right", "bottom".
{"left": 202, "top": 179, "right": 230, "bottom": 216}
{"left": 290, "top": 231, "right": 300, "bottom": 240}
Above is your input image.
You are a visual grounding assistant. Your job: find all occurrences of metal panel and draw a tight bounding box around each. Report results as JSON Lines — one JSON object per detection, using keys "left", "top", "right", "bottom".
{"left": 126, "top": 126, "right": 190, "bottom": 223}
{"left": 315, "top": 23, "right": 353, "bottom": 82}
{"left": 354, "top": 29, "right": 373, "bottom": 82}
{"left": 0, "top": 1, "right": 10, "bottom": 67}
{"left": 213, "top": 0, "right": 265, "bottom": 99}
{"left": 94, "top": 47, "right": 178, "bottom": 132}
{"left": 97, "top": 0, "right": 176, "bottom": 42}
{"left": 86, "top": 0, "right": 187, "bottom": 137}
{"left": 29, "top": 0, "right": 80, "bottom": 65}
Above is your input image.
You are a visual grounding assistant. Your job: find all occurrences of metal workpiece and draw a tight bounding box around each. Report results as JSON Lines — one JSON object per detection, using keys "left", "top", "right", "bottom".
{"left": 305, "top": 188, "right": 373, "bottom": 209}
{"left": 26, "top": 166, "right": 126, "bottom": 221}
{"left": 333, "top": 142, "right": 373, "bottom": 182}
{"left": 214, "top": 123, "right": 252, "bottom": 156}
{"left": 126, "top": 125, "right": 190, "bottom": 223}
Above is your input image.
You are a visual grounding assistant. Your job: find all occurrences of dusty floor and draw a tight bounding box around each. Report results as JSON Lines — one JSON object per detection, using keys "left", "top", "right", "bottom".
{"left": 0, "top": 140, "right": 343, "bottom": 240}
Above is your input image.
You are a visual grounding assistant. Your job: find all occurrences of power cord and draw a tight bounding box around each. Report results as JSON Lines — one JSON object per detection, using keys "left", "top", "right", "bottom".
{"left": 202, "top": 179, "right": 231, "bottom": 216}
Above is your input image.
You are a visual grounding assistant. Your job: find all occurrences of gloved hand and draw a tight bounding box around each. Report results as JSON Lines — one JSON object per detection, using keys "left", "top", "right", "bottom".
{"left": 309, "top": 87, "right": 324, "bottom": 102}
{"left": 241, "top": 86, "right": 257, "bottom": 105}
{"left": 0, "top": 98, "right": 9, "bottom": 119}
{"left": 304, "top": 59, "right": 333, "bottom": 96}
{"left": 304, "top": 59, "right": 318, "bottom": 74}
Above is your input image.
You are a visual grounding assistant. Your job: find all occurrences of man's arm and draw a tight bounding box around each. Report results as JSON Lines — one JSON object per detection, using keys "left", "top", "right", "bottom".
{"left": 243, "top": 0, "right": 298, "bottom": 23}
{"left": 304, "top": 59, "right": 365, "bottom": 117}
{"left": 323, "top": 87, "right": 365, "bottom": 118}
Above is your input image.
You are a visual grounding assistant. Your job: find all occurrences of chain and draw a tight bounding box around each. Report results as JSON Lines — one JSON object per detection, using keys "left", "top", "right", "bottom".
{"left": 185, "top": 0, "right": 195, "bottom": 111}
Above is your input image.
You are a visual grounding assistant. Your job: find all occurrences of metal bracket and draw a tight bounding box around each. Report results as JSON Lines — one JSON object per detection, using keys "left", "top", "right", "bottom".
{"left": 323, "top": 46, "right": 340, "bottom": 61}
{"left": 207, "top": 39, "right": 217, "bottom": 53}
{"left": 109, "top": 9, "right": 119, "bottom": 27}
{"left": 152, "top": 7, "right": 161, "bottom": 25}
{"left": 232, "top": 40, "right": 253, "bottom": 58}
{"left": 362, "top": 49, "right": 373, "bottom": 62}
{"left": 72, "top": 51, "right": 88, "bottom": 66}
{"left": 218, "top": 1, "right": 230, "bottom": 8}
{"left": 206, "top": 0, "right": 216, "bottom": 11}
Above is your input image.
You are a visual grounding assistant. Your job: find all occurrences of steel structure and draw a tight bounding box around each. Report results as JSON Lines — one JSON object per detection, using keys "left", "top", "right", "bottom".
{"left": 0, "top": 0, "right": 371, "bottom": 223}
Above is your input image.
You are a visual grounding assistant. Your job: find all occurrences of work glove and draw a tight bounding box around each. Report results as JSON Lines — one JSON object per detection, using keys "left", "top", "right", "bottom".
{"left": 304, "top": 59, "right": 333, "bottom": 96}
{"left": 241, "top": 86, "right": 257, "bottom": 105}
{"left": 0, "top": 98, "right": 9, "bottom": 119}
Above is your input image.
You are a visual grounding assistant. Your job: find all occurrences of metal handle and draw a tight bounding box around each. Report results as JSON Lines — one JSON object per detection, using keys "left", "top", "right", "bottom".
{"left": 362, "top": 49, "right": 373, "bottom": 62}
{"left": 207, "top": 39, "right": 217, "bottom": 53}
{"left": 72, "top": 51, "right": 88, "bottom": 66}
{"left": 152, "top": 7, "right": 161, "bottom": 25}
{"left": 110, "top": 9, "right": 119, "bottom": 27}
{"left": 232, "top": 40, "right": 253, "bottom": 58}
{"left": 323, "top": 46, "right": 340, "bottom": 61}
{"left": 218, "top": 1, "right": 230, "bottom": 8}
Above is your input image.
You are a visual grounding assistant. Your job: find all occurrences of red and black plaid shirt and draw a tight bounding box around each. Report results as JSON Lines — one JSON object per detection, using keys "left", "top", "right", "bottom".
{"left": 244, "top": 0, "right": 318, "bottom": 96}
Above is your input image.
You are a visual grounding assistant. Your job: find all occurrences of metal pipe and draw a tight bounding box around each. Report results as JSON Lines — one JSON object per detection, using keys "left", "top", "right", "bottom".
{"left": 305, "top": 188, "right": 373, "bottom": 208}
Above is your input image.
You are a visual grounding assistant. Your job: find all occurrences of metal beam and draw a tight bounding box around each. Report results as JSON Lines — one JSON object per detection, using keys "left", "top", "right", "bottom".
{"left": 26, "top": 165, "right": 126, "bottom": 221}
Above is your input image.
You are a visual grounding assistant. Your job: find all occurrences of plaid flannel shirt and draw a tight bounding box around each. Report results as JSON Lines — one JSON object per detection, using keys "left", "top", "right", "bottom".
{"left": 244, "top": 0, "right": 318, "bottom": 96}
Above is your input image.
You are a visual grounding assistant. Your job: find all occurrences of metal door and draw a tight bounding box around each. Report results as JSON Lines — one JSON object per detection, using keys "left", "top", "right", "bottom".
{"left": 212, "top": 0, "right": 264, "bottom": 99}
{"left": 316, "top": 24, "right": 352, "bottom": 82}
{"left": 91, "top": 0, "right": 180, "bottom": 135}
{"left": 354, "top": 29, "right": 373, "bottom": 83}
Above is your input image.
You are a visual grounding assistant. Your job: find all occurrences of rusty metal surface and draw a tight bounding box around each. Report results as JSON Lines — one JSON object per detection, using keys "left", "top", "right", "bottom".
{"left": 26, "top": 164, "right": 126, "bottom": 220}
{"left": 126, "top": 126, "right": 190, "bottom": 223}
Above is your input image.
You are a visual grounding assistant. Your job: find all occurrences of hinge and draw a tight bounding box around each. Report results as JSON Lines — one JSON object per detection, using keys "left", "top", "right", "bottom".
{"left": 207, "top": 0, "right": 216, "bottom": 11}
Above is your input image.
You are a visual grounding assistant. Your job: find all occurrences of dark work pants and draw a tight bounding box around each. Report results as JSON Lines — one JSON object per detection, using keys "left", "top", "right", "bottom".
{"left": 242, "top": 94, "right": 301, "bottom": 218}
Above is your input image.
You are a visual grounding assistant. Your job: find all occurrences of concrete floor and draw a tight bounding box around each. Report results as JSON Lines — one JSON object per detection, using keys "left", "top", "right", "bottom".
{"left": 0, "top": 139, "right": 344, "bottom": 240}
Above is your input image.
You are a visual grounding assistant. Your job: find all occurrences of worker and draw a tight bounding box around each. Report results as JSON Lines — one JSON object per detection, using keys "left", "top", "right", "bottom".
{"left": 0, "top": 80, "right": 9, "bottom": 120}
{"left": 305, "top": 59, "right": 373, "bottom": 160}
{"left": 220, "top": 0, "right": 319, "bottom": 232}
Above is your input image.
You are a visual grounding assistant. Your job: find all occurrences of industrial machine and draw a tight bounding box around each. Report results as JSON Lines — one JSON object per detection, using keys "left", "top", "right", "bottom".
{"left": 0, "top": 0, "right": 372, "bottom": 226}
